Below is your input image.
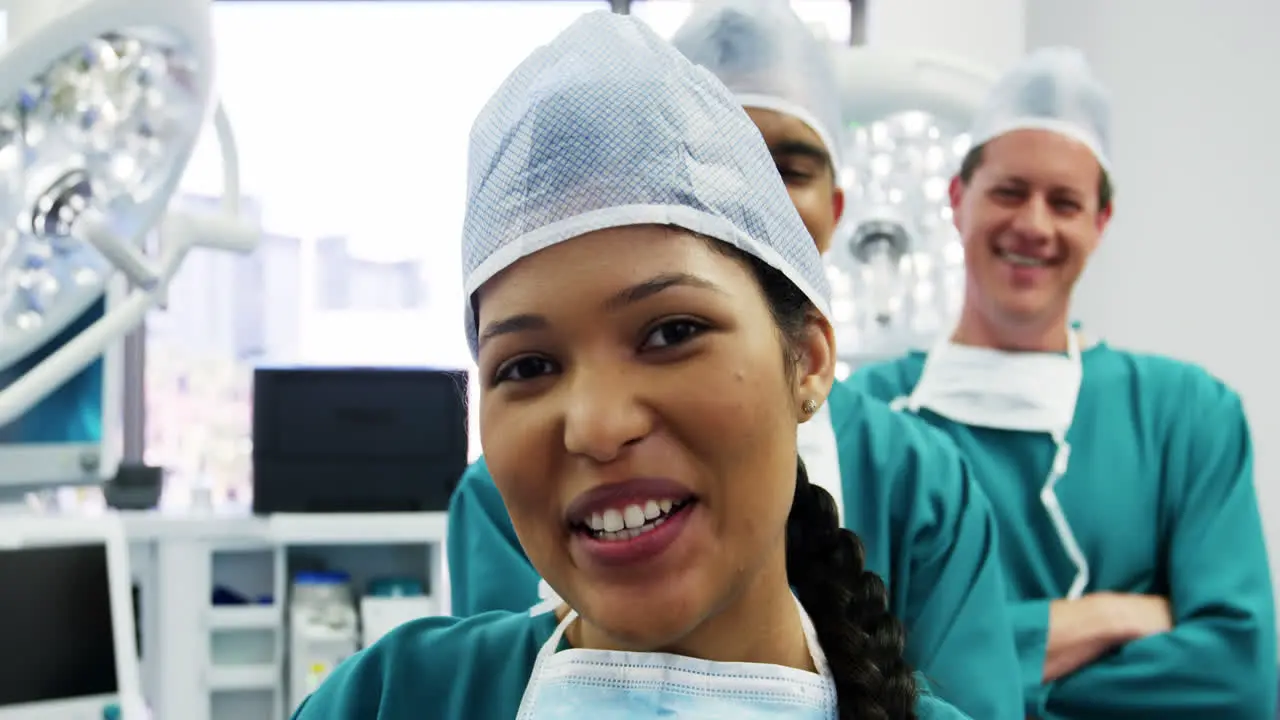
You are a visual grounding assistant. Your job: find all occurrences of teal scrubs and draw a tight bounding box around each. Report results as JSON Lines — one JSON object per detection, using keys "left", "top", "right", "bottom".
{"left": 291, "top": 610, "right": 973, "bottom": 719}
{"left": 850, "top": 343, "right": 1277, "bottom": 719}
{"left": 447, "top": 380, "right": 1025, "bottom": 719}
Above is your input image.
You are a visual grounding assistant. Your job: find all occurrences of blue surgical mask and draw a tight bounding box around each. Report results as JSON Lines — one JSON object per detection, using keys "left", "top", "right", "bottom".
{"left": 516, "top": 596, "right": 837, "bottom": 719}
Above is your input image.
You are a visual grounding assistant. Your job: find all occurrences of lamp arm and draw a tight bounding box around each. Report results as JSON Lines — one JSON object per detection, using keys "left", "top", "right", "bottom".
{"left": 0, "top": 99, "right": 258, "bottom": 429}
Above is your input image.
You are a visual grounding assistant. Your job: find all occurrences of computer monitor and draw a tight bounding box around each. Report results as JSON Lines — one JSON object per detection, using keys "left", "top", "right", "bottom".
{"left": 252, "top": 365, "right": 469, "bottom": 514}
{"left": 0, "top": 516, "right": 144, "bottom": 720}
{"left": 0, "top": 279, "right": 126, "bottom": 496}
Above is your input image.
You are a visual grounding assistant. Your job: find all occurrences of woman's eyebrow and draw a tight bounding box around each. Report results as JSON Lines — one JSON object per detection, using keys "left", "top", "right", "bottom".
{"left": 602, "top": 272, "right": 725, "bottom": 311}
{"left": 478, "top": 272, "right": 725, "bottom": 350}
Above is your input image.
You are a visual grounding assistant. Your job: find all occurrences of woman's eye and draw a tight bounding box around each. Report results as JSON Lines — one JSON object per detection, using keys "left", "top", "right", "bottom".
{"left": 494, "top": 356, "right": 557, "bottom": 384}
{"left": 641, "top": 320, "right": 706, "bottom": 351}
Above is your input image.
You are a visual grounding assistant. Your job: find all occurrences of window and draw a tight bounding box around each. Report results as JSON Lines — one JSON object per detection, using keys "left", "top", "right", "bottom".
{"left": 145, "top": 1, "right": 610, "bottom": 505}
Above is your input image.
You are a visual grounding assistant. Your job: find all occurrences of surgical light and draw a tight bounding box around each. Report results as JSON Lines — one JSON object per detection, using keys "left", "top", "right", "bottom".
{"left": 845, "top": 212, "right": 912, "bottom": 326}
{"left": 0, "top": 0, "right": 257, "bottom": 437}
{"left": 828, "top": 46, "right": 996, "bottom": 363}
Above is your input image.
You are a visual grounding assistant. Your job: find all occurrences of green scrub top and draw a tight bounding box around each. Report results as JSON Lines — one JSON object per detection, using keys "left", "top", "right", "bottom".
{"left": 446, "top": 380, "right": 1024, "bottom": 719}
{"left": 290, "top": 610, "right": 973, "bottom": 719}
{"left": 849, "top": 342, "right": 1277, "bottom": 719}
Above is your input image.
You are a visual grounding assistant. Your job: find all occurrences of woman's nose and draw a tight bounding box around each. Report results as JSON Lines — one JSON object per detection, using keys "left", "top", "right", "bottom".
{"left": 561, "top": 366, "right": 651, "bottom": 463}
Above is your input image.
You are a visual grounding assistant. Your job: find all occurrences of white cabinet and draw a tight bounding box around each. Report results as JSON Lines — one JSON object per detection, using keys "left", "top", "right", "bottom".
{"left": 126, "top": 512, "right": 449, "bottom": 720}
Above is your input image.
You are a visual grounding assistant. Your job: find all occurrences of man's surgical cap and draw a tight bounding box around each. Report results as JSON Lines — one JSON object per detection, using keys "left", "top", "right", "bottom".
{"left": 969, "top": 46, "right": 1113, "bottom": 174}
{"left": 461, "top": 11, "right": 830, "bottom": 359}
{"left": 671, "top": 0, "right": 845, "bottom": 168}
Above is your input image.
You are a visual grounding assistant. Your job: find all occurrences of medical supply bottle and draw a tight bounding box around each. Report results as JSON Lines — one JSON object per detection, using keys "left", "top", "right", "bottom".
{"left": 287, "top": 571, "right": 360, "bottom": 712}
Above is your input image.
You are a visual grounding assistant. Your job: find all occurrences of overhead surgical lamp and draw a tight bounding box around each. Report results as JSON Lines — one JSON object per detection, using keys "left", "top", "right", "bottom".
{"left": 827, "top": 46, "right": 996, "bottom": 365}
{"left": 0, "top": 0, "right": 258, "bottom": 496}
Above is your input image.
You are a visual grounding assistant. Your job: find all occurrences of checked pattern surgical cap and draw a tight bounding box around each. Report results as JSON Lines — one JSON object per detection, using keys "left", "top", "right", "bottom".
{"left": 461, "top": 11, "right": 830, "bottom": 358}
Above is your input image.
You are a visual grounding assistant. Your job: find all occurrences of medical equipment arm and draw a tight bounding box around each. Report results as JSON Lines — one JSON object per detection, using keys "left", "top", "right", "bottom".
{"left": 1040, "top": 384, "right": 1276, "bottom": 719}
{"left": 0, "top": 100, "right": 256, "bottom": 428}
{"left": 898, "top": 437, "right": 1025, "bottom": 720}
{"left": 447, "top": 459, "right": 542, "bottom": 616}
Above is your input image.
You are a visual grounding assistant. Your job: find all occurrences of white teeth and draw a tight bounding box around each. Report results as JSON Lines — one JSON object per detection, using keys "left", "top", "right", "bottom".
{"left": 596, "top": 516, "right": 667, "bottom": 542}
{"left": 581, "top": 498, "right": 689, "bottom": 541}
{"left": 1000, "top": 250, "right": 1047, "bottom": 267}
{"left": 601, "top": 508, "right": 625, "bottom": 532}
{"left": 622, "top": 504, "right": 647, "bottom": 529}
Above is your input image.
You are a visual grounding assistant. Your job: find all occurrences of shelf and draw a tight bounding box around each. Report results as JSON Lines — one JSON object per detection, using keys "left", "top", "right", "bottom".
{"left": 208, "top": 664, "right": 279, "bottom": 691}
{"left": 121, "top": 511, "right": 449, "bottom": 545}
{"left": 268, "top": 513, "right": 447, "bottom": 545}
{"left": 208, "top": 605, "right": 280, "bottom": 630}
{"left": 130, "top": 512, "right": 450, "bottom": 720}
{"left": 211, "top": 689, "right": 276, "bottom": 720}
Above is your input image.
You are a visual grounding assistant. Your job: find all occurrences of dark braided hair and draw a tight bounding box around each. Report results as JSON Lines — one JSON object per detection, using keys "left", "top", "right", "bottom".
{"left": 788, "top": 459, "right": 917, "bottom": 720}
{"left": 698, "top": 232, "right": 919, "bottom": 719}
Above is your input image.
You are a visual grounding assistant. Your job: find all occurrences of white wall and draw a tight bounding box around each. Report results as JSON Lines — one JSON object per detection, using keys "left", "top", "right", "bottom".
{"left": 871, "top": 0, "right": 1280, "bottom": 602}
{"left": 1025, "top": 0, "right": 1280, "bottom": 601}
{"left": 866, "top": 0, "right": 1025, "bottom": 72}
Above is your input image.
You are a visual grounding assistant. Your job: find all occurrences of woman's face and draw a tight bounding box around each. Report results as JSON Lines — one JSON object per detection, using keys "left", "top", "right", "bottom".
{"left": 475, "top": 226, "right": 832, "bottom": 651}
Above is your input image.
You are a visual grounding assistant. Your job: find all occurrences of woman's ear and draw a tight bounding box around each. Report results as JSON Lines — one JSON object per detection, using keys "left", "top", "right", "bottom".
{"left": 793, "top": 310, "right": 836, "bottom": 419}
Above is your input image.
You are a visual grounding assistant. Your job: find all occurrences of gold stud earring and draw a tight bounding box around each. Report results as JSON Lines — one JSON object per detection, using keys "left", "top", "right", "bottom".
{"left": 802, "top": 398, "right": 818, "bottom": 416}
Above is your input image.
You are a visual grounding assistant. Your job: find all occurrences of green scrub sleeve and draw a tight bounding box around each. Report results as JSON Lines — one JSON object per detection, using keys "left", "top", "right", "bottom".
{"left": 897, "top": 434, "right": 1025, "bottom": 720}
{"left": 1005, "top": 598, "right": 1052, "bottom": 716}
{"left": 446, "top": 459, "right": 542, "bottom": 616}
{"left": 289, "top": 638, "right": 387, "bottom": 720}
{"left": 1043, "top": 385, "right": 1277, "bottom": 719}
{"left": 918, "top": 692, "right": 978, "bottom": 720}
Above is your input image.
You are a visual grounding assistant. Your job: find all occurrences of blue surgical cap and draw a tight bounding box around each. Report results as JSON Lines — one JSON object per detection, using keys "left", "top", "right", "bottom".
{"left": 461, "top": 11, "right": 830, "bottom": 359}
{"left": 970, "top": 46, "right": 1112, "bottom": 174}
{"left": 671, "top": 0, "right": 844, "bottom": 168}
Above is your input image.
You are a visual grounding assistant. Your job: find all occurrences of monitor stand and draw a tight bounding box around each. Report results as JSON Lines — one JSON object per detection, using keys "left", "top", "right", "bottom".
{"left": 102, "top": 463, "right": 163, "bottom": 511}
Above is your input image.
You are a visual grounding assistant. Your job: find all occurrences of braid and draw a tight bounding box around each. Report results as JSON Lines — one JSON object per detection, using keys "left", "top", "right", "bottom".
{"left": 786, "top": 456, "right": 918, "bottom": 720}
{"left": 692, "top": 237, "right": 919, "bottom": 715}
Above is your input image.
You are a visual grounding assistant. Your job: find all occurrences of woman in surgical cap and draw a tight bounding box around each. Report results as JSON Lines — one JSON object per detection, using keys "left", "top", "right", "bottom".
{"left": 291, "top": 11, "right": 968, "bottom": 720}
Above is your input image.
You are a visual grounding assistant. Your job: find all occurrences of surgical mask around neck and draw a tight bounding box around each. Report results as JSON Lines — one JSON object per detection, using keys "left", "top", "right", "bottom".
{"left": 893, "top": 330, "right": 1082, "bottom": 433}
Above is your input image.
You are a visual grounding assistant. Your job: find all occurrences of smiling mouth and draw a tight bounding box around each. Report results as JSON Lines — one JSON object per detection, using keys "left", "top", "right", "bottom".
{"left": 996, "top": 247, "right": 1058, "bottom": 268}
{"left": 570, "top": 497, "right": 698, "bottom": 542}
